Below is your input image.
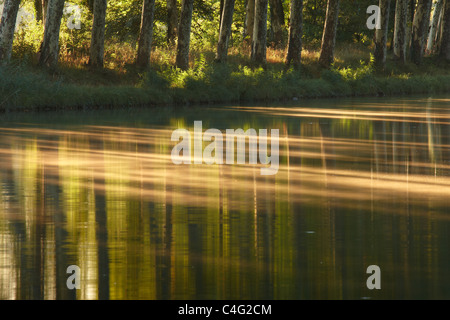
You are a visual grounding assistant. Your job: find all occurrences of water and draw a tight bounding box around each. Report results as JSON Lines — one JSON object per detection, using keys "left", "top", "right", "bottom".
{"left": 0, "top": 96, "right": 449, "bottom": 300}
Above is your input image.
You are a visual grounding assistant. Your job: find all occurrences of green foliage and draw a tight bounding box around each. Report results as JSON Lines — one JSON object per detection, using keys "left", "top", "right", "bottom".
{"left": 334, "top": 54, "right": 375, "bottom": 80}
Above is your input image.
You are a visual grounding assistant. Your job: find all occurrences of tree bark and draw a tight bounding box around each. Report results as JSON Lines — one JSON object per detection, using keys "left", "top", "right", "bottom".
{"left": 251, "top": 0, "right": 269, "bottom": 64}
{"left": 0, "top": 0, "right": 22, "bottom": 63}
{"left": 34, "top": 0, "right": 43, "bottom": 22}
{"left": 393, "top": 0, "right": 408, "bottom": 62}
{"left": 411, "top": 0, "right": 432, "bottom": 64}
{"left": 38, "top": 0, "right": 66, "bottom": 69}
{"left": 439, "top": 0, "right": 450, "bottom": 60}
{"left": 136, "top": 0, "right": 156, "bottom": 68}
{"left": 41, "top": 0, "right": 49, "bottom": 24}
{"left": 405, "top": 0, "right": 416, "bottom": 57}
{"left": 374, "top": 0, "right": 391, "bottom": 70}
{"left": 435, "top": 0, "right": 445, "bottom": 46}
{"left": 285, "top": 0, "right": 303, "bottom": 68}
{"left": 89, "top": 0, "right": 108, "bottom": 68}
{"left": 269, "top": 0, "right": 285, "bottom": 47}
{"left": 216, "top": 0, "right": 236, "bottom": 62}
{"left": 319, "top": 0, "right": 340, "bottom": 68}
{"left": 175, "top": 0, "right": 194, "bottom": 70}
{"left": 244, "top": 0, "right": 255, "bottom": 44}
{"left": 427, "top": 0, "right": 444, "bottom": 53}
{"left": 167, "top": 0, "right": 178, "bottom": 46}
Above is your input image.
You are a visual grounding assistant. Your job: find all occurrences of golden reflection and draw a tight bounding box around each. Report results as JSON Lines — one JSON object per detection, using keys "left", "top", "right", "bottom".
{"left": 0, "top": 98, "right": 449, "bottom": 299}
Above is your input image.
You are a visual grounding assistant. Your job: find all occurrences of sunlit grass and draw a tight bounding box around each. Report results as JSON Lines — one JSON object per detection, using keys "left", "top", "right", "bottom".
{"left": 2, "top": 38, "right": 450, "bottom": 109}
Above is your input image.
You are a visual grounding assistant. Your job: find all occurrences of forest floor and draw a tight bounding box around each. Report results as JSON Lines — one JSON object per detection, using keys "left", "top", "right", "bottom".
{"left": 1, "top": 42, "right": 450, "bottom": 111}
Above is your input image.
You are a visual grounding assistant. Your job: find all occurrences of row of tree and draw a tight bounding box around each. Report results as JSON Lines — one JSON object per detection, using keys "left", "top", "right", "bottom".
{"left": 0, "top": 0, "right": 449, "bottom": 72}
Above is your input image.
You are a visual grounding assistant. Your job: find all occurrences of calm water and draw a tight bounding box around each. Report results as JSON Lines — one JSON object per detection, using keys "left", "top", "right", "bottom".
{"left": 0, "top": 96, "right": 449, "bottom": 300}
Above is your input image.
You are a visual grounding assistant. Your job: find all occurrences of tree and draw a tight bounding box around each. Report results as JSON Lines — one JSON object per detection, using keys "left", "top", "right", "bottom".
{"left": 374, "top": 0, "right": 391, "bottom": 70}
{"left": 252, "top": 0, "right": 269, "bottom": 64}
{"left": 89, "top": 0, "right": 108, "bottom": 68}
{"left": 0, "top": 0, "right": 22, "bottom": 63}
{"left": 38, "top": 0, "right": 66, "bottom": 69}
{"left": 176, "top": 0, "right": 194, "bottom": 70}
{"left": 34, "top": 0, "right": 43, "bottom": 22}
{"left": 439, "top": 0, "right": 450, "bottom": 60}
{"left": 35, "top": 0, "right": 49, "bottom": 23}
{"left": 136, "top": 0, "right": 156, "bottom": 68}
{"left": 427, "top": 0, "right": 444, "bottom": 53}
{"left": 269, "top": 0, "right": 285, "bottom": 47}
{"left": 244, "top": 0, "right": 255, "bottom": 44}
{"left": 216, "top": 0, "right": 236, "bottom": 62}
{"left": 393, "top": 0, "right": 408, "bottom": 62}
{"left": 167, "top": 0, "right": 178, "bottom": 46}
{"left": 405, "top": 0, "right": 416, "bottom": 54}
{"left": 319, "top": 0, "right": 340, "bottom": 68}
{"left": 411, "top": 0, "right": 432, "bottom": 64}
{"left": 285, "top": 0, "right": 303, "bottom": 68}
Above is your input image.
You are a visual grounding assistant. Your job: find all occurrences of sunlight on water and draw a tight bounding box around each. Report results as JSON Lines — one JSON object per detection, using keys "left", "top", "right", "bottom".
{"left": 0, "top": 96, "right": 449, "bottom": 299}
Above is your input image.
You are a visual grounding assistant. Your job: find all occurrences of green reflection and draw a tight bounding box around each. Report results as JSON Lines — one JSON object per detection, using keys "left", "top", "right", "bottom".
{"left": 0, "top": 96, "right": 449, "bottom": 300}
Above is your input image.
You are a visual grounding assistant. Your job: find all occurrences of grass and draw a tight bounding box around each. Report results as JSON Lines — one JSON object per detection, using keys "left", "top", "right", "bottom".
{"left": 1, "top": 41, "right": 450, "bottom": 112}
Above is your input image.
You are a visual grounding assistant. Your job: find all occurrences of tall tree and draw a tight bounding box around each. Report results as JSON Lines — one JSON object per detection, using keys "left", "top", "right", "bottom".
{"left": 318, "top": 0, "right": 340, "bottom": 68}
{"left": 405, "top": 0, "right": 416, "bottom": 55}
{"left": 167, "top": 0, "right": 178, "bottom": 46}
{"left": 89, "top": 0, "right": 108, "bottom": 68}
{"left": 393, "top": 0, "right": 408, "bottom": 62}
{"left": 374, "top": 0, "right": 391, "bottom": 70}
{"left": 38, "top": 0, "right": 66, "bottom": 69}
{"left": 38, "top": 0, "right": 49, "bottom": 23}
{"left": 34, "top": 0, "right": 43, "bottom": 22}
{"left": 285, "top": 0, "right": 303, "bottom": 68}
{"left": 411, "top": 0, "right": 432, "bottom": 64}
{"left": 216, "top": 0, "right": 236, "bottom": 62}
{"left": 269, "top": 0, "right": 285, "bottom": 47}
{"left": 0, "top": 0, "right": 22, "bottom": 63}
{"left": 244, "top": 0, "right": 255, "bottom": 44}
{"left": 251, "top": 0, "right": 269, "bottom": 64}
{"left": 439, "top": 0, "right": 450, "bottom": 60}
{"left": 175, "top": 0, "right": 194, "bottom": 70}
{"left": 427, "top": 0, "right": 444, "bottom": 53}
{"left": 136, "top": 0, "right": 156, "bottom": 68}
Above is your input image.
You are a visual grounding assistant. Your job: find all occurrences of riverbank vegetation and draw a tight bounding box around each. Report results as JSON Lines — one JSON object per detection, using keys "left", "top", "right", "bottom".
{"left": 0, "top": 0, "right": 449, "bottom": 110}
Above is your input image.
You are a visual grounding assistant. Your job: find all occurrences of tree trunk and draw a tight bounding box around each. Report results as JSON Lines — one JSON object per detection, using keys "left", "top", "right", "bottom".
{"left": 41, "top": 0, "right": 49, "bottom": 24}
{"left": 427, "top": 0, "right": 444, "bottom": 53}
{"left": 251, "top": 0, "right": 268, "bottom": 64}
{"left": 219, "top": 0, "right": 224, "bottom": 31}
{"left": 406, "top": 0, "right": 416, "bottom": 57}
{"left": 89, "top": 0, "right": 108, "bottom": 68}
{"left": 411, "top": 0, "right": 432, "bottom": 64}
{"left": 269, "top": 0, "right": 285, "bottom": 47}
{"left": 244, "top": 0, "right": 255, "bottom": 44}
{"left": 216, "top": 0, "right": 236, "bottom": 62}
{"left": 136, "top": 0, "right": 156, "bottom": 68}
{"left": 285, "top": 0, "right": 303, "bottom": 68}
{"left": 167, "top": 0, "right": 178, "bottom": 46}
{"left": 38, "top": 0, "right": 66, "bottom": 69}
{"left": 175, "top": 0, "right": 194, "bottom": 70}
{"left": 374, "top": 0, "right": 391, "bottom": 70}
{"left": 435, "top": 0, "right": 445, "bottom": 46}
{"left": 393, "top": 0, "right": 408, "bottom": 62}
{"left": 0, "top": 0, "right": 22, "bottom": 63}
{"left": 319, "top": 0, "right": 340, "bottom": 68}
{"left": 34, "top": 0, "right": 43, "bottom": 22}
{"left": 439, "top": 0, "right": 450, "bottom": 60}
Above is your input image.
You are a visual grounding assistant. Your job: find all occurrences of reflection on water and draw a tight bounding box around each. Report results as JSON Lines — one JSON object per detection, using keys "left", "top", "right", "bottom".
{"left": 0, "top": 96, "right": 449, "bottom": 299}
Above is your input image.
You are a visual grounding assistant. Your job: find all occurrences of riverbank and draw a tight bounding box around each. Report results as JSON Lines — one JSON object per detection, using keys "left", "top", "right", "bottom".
{"left": 2, "top": 45, "right": 450, "bottom": 112}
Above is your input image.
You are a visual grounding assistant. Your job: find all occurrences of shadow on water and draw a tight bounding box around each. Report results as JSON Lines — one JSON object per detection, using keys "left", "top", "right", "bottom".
{"left": 0, "top": 95, "right": 449, "bottom": 299}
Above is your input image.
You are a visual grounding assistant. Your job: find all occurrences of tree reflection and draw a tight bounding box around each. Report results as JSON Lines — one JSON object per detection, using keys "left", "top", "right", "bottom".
{"left": 0, "top": 97, "right": 449, "bottom": 299}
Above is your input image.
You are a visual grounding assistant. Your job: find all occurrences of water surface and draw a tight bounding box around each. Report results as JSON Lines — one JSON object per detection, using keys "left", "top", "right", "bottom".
{"left": 0, "top": 96, "right": 449, "bottom": 299}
